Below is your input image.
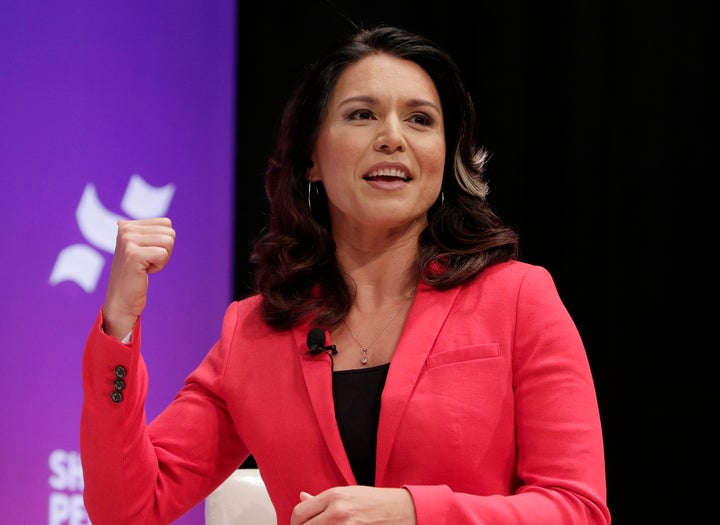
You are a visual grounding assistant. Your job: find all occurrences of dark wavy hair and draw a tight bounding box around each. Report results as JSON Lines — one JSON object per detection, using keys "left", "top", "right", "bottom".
{"left": 250, "top": 25, "right": 519, "bottom": 329}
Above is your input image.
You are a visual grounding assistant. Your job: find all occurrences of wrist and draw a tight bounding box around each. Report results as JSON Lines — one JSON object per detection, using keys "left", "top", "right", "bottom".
{"left": 101, "top": 306, "right": 138, "bottom": 341}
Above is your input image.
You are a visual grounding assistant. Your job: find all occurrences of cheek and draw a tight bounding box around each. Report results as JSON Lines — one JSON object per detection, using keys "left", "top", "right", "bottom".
{"left": 420, "top": 142, "right": 446, "bottom": 181}
{"left": 313, "top": 131, "right": 364, "bottom": 178}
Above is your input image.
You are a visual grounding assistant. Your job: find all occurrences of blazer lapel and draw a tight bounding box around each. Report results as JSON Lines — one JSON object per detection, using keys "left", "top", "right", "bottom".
{"left": 294, "top": 322, "right": 356, "bottom": 485}
{"left": 375, "top": 281, "right": 460, "bottom": 485}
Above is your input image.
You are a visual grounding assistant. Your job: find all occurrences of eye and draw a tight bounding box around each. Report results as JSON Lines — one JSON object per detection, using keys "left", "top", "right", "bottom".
{"left": 347, "top": 109, "right": 375, "bottom": 121}
{"left": 408, "top": 113, "right": 433, "bottom": 126}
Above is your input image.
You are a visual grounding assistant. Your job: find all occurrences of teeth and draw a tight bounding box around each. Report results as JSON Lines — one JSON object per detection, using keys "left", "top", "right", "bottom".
{"left": 366, "top": 168, "right": 408, "bottom": 180}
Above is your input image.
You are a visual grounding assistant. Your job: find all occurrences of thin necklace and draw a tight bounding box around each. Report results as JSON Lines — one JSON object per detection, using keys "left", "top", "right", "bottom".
{"left": 342, "top": 298, "right": 411, "bottom": 365}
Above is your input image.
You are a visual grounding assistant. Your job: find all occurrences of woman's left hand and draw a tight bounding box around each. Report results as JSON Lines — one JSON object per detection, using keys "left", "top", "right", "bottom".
{"left": 290, "top": 486, "right": 416, "bottom": 524}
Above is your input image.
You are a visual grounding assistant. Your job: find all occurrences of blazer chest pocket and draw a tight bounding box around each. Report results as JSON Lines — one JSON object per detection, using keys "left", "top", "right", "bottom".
{"left": 426, "top": 343, "right": 499, "bottom": 369}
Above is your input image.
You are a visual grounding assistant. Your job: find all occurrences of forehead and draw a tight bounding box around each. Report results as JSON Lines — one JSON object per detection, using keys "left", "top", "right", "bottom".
{"left": 330, "top": 53, "right": 441, "bottom": 107}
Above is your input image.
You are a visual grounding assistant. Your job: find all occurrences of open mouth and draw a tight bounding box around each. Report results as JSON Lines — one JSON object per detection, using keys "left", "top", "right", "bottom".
{"left": 363, "top": 168, "right": 411, "bottom": 182}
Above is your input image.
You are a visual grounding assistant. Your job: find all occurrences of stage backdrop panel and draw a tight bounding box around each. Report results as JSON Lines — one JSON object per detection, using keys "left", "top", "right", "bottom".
{"left": 0, "top": 2, "right": 236, "bottom": 524}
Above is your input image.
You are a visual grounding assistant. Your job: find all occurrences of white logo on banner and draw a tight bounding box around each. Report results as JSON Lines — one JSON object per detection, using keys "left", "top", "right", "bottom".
{"left": 49, "top": 175, "right": 176, "bottom": 293}
{"left": 48, "top": 449, "right": 88, "bottom": 525}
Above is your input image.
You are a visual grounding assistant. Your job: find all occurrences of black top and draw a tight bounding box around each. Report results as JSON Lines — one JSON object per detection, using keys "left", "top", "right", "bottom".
{"left": 332, "top": 363, "right": 390, "bottom": 486}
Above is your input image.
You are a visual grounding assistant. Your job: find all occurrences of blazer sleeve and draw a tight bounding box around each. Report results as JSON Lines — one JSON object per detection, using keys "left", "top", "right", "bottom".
{"left": 80, "top": 305, "right": 249, "bottom": 525}
{"left": 405, "top": 265, "right": 610, "bottom": 524}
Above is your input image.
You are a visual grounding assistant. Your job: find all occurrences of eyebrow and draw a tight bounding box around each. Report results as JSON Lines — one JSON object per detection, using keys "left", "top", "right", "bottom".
{"left": 337, "top": 95, "right": 441, "bottom": 113}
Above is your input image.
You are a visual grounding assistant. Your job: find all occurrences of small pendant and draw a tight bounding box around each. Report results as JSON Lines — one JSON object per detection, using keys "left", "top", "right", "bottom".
{"left": 360, "top": 347, "right": 368, "bottom": 365}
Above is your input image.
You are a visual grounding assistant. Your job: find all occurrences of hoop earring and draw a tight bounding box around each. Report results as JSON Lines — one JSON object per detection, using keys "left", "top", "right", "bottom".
{"left": 436, "top": 190, "right": 445, "bottom": 208}
{"left": 308, "top": 181, "right": 320, "bottom": 213}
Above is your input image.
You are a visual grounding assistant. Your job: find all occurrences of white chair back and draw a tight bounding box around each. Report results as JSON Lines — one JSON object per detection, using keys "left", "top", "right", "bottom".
{"left": 205, "top": 468, "right": 276, "bottom": 525}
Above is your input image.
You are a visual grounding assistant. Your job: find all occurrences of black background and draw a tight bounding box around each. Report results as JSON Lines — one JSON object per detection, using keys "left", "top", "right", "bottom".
{"left": 233, "top": 2, "right": 709, "bottom": 522}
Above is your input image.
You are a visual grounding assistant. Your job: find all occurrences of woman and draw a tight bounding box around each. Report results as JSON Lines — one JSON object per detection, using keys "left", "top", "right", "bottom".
{"left": 81, "top": 25, "right": 610, "bottom": 524}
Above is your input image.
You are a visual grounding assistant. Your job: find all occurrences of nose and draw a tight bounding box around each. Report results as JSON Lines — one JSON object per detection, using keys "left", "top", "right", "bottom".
{"left": 374, "top": 117, "right": 406, "bottom": 153}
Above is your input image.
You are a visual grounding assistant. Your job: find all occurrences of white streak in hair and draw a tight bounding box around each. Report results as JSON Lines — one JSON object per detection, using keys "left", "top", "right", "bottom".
{"left": 454, "top": 147, "right": 490, "bottom": 198}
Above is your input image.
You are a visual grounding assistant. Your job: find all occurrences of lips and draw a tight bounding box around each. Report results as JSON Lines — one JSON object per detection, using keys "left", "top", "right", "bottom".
{"left": 363, "top": 167, "right": 411, "bottom": 182}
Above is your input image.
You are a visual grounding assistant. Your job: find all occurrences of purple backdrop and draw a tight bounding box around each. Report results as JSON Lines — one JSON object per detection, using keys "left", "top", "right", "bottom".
{"left": 0, "top": 2, "right": 237, "bottom": 523}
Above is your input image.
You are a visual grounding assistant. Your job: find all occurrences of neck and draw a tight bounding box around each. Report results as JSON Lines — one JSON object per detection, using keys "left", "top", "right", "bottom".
{"left": 335, "top": 236, "right": 419, "bottom": 310}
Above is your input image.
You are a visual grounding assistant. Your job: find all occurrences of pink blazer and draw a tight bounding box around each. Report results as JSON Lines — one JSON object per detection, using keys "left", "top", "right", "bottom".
{"left": 81, "top": 260, "right": 610, "bottom": 524}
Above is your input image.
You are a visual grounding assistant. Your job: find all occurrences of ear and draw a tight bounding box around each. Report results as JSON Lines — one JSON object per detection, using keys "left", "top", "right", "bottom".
{"left": 306, "top": 158, "right": 319, "bottom": 181}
